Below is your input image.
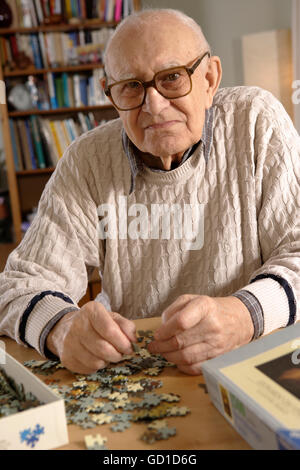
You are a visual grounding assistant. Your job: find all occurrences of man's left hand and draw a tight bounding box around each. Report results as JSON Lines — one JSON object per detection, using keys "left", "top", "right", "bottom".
{"left": 147, "top": 295, "right": 254, "bottom": 375}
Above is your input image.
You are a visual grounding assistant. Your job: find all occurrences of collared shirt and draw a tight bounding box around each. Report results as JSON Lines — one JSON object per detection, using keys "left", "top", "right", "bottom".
{"left": 122, "top": 107, "right": 214, "bottom": 195}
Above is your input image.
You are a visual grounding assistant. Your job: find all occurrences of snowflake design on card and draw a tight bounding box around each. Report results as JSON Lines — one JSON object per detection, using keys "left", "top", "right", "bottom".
{"left": 20, "top": 424, "right": 45, "bottom": 448}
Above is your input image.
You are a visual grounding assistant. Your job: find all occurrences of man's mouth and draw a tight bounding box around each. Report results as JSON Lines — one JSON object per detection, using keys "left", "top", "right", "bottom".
{"left": 145, "top": 120, "right": 180, "bottom": 130}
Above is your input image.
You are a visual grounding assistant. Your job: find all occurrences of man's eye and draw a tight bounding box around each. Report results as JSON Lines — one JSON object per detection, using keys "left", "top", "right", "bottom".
{"left": 126, "top": 81, "right": 141, "bottom": 89}
{"left": 165, "top": 73, "right": 181, "bottom": 81}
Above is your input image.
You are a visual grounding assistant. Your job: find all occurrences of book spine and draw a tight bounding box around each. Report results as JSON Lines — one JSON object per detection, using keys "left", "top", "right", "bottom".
{"left": 78, "top": 111, "right": 88, "bottom": 132}
{"left": 115, "top": 0, "right": 122, "bottom": 21}
{"left": 40, "top": 118, "right": 59, "bottom": 165}
{"left": 9, "top": 119, "right": 20, "bottom": 171}
{"left": 20, "top": 0, "right": 33, "bottom": 27}
{"left": 16, "top": 120, "right": 28, "bottom": 169}
{"left": 79, "top": 75, "right": 88, "bottom": 106}
{"left": 61, "top": 120, "right": 72, "bottom": 146}
{"left": 30, "top": 34, "right": 43, "bottom": 69}
{"left": 28, "top": 0, "right": 38, "bottom": 26}
{"left": 80, "top": 0, "right": 86, "bottom": 18}
{"left": 54, "top": 75, "right": 64, "bottom": 108}
{"left": 12, "top": 119, "right": 25, "bottom": 170}
{"left": 38, "top": 32, "right": 48, "bottom": 68}
{"left": 65, "top": 118, "right": 75, "bottom": 141}
{"left": 9, "top": 0, "right": 20, "bottom": 28}
{"left": 53, "top": 120, "right": 67, "bottom": 155}
{"left": 47, "top": 72, "right": 58, "bottom": 109}
{"left": 61, "top": 72, "right": 70, "bottom": 107}
{"left": 30, "top": 115, "right": 46, "bottom": 168}
{"left": 24, "top": 119, "right": 37, "bottom": 169}
{"left": 49, "top": 120, "right": 63, "bottom": 158}
{"left": 9, "top": 35, "right": 19, "bottom": 60}
{"left": 34, "top": 0, "right": 44, "bottom": 24}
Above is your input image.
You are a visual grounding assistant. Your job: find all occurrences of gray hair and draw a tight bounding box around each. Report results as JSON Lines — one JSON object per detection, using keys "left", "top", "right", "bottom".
{"left": 104, "top": 8, "right": 211, "bottom": 77}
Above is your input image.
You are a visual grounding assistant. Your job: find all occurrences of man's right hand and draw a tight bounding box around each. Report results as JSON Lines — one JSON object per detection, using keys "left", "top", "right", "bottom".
{"left": 46, "top": 301, "right": 137, "bottom": 374}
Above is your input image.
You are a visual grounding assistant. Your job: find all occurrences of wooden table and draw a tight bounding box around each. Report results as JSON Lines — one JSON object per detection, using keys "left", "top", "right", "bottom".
{"left": 2, "top": 317, "right": 251, "bottom": 450}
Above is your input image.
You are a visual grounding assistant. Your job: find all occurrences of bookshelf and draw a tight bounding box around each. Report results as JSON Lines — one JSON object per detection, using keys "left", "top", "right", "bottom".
{"left": 0, "top": 0, "right": 140, "bottom": 243}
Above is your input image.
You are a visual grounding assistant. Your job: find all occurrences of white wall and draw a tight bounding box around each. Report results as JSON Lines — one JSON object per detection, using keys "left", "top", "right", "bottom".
{"left": 141, "top": 0, "right": 292, "bottom": 87}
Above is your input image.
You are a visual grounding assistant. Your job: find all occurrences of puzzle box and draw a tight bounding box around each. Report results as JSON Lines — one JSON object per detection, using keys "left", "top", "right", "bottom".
{"left": 202, "top": 323, "right": 300, "bottom": 450}
{"left": 0, "top": 350, "right": 68, "bottom": 450}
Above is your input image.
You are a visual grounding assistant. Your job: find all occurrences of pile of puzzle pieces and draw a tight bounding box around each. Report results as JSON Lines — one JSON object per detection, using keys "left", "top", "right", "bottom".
{"left": 23, "top": 330, "right": 191, "bottom": 448}
{"left": 0, "top": 367, "right": 43, "bottom": 418}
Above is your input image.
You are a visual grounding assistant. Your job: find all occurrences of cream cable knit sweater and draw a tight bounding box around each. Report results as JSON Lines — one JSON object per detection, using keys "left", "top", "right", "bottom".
{"left": 0, "top": 86, "right": 299, "bottom": 356}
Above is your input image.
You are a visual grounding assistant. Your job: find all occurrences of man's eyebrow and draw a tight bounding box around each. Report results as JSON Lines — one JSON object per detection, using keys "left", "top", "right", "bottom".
{"left": 108, "top": 61, "right": 187, "bottom": 84}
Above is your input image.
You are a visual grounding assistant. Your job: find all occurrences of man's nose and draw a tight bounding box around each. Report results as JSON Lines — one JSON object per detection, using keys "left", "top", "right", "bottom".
{"left": 141, "top": 86, "right": 170, "bottom": 114}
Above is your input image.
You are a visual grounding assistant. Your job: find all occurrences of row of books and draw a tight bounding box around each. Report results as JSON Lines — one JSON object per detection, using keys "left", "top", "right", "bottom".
{"left": 1, "top": 28, "right": 114, "bottom": 69}
{"left": 46, "top": 68, "right": 109, "bottom": 109}
{"left": 9, "top": 114, "right": 107, "bottom": 170}
{"left": 8, "top": 0, "right": 137, "bottom": 27}
{"left": 7, "top": 68, "right": 109, "bottom": 111}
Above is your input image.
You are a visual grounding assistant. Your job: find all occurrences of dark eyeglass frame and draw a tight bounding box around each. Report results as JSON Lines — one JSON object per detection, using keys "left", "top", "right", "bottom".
{"left": 104, "top": 51, "right": 211, "bottom": 111}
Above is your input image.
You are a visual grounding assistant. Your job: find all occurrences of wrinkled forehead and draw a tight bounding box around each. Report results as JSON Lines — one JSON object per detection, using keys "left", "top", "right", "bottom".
{"left": 106, "top": 19, "right": 203, "bottom": 81}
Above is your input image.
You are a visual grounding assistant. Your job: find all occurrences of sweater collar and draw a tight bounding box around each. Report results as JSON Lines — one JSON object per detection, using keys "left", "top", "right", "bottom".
{"left": 122, "top": 106, "right": 214, "bottom": 195}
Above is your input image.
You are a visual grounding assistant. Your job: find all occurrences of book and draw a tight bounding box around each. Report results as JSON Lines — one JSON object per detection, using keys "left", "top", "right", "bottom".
{"left": 34, "top": 0, "right": 44, "bottom": 24}
{"left": 16, "top": 120, "right": 30, "bottom": 170}
{"left": 8, "top": 0, "right": 20, "bottom": 28}
{"left": 18, "top": 119, "right": 32, "bottom": 169}
{"left": 9, "top": 119, "right": 21, "bottom": 171}
{"left": 53, "top": 120, "right": 68, "bottom": 155}
{"left": 73, "top": 74, "right": 81, "bottom": 107}
{"left": 25, "top": 118, "right": 38, "bottom": 169}
{"left": 29, "top": 33, "right": 43, "bottom": 69}
{"left": 79, "top": 75, "right": 88, "bottom": 106}
{"left": 38, "top": 117, "right": 59, "bottom": 166}
{"left": 29, "top": 115, "right": 46, "bottom": 168}
{"left": 12, "top": 119, "right": 25, "bottom": 170}
{"left": 38, "top": 32, "right": 48, "bottom": 68}
{"left": 48, "top": 120, "right": 63, "bottom": 158}
{"left": 20, "top": 0, "right": 33, "bottom": 27}
{"left": 202, "top": 323, "right": 300, "bottom": 450}
{"left": 115, "top": 0, "right": 122, "bottom": 21}
{"left": 61, "top": 72, "right": 69, "bottom": 107}
{"left": 54, "top": 75, "right": 64, "bottom": 108}
{"left": 78, "top": 112, "right": 88, "bottom": 133}
{"left": 47, "top": 72, "right": 58, "bottom": 109}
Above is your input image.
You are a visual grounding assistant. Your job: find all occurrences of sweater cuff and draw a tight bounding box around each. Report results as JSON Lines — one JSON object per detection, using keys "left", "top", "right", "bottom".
{"left": 241, "top": 278, "right": 290, "bottom": 335}
{"left": 40, "top": 306, "right": 79, "bottom": 360}
{"left": 20, "top": 291, "right": 79, "bottom": 356}
{"left": 232, "top": 290, "right": 264, "bottom": 340}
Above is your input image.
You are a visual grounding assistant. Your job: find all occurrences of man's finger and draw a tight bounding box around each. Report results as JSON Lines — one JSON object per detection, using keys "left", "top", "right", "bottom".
{"left": 161, "top": 342, "right": 212, "bottom": 366}
{"left": 111, "top": 311, "right": 137, "bottom": 343}
{"left": 161, "top": 294, "right": 197, "bottom": 323}
{"left": 148, "top": 327, "right": 205, "bottom": 354}
{"left": 154, "top": 297, "right": 207, "bottom": 341}
{"left": 81, "top": 335, "right": 124, "bottom": 363}
{"left": 89, "top": 303, "right": 133, "bottom": 355}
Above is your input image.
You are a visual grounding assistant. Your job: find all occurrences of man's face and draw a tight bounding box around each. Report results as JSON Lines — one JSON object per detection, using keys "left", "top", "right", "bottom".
{"left": 107, "top": 19, "right": 215, "bottom": 161}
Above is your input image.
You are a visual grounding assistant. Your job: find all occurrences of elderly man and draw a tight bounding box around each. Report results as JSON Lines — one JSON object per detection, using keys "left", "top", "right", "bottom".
{"left": 0, "top": 9, "right": 299, "bottom": 376}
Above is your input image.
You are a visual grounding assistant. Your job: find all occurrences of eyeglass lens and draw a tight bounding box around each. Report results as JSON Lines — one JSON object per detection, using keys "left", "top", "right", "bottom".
{"left": 110, "top": 67, "right": 192, "bottom": 110}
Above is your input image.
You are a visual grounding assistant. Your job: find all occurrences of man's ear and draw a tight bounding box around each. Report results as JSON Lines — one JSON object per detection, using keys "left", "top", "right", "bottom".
{"left": 205, "top": 56, "right": 222, "bottom": 108}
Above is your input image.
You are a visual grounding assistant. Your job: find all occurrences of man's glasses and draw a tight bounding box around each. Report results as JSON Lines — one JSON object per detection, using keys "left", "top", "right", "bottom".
{"left": 104, "top": 51, "right": 211, "bottom": 111}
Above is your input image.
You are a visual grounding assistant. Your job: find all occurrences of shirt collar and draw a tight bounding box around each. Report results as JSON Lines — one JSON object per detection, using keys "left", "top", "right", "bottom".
{"left": 122, "top": 106, "right": 214, "bottom": 194}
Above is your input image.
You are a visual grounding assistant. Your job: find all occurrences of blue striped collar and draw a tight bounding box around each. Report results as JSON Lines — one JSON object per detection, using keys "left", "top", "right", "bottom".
{"left": 122, "top": 106, "right": 214, "bottom": 194}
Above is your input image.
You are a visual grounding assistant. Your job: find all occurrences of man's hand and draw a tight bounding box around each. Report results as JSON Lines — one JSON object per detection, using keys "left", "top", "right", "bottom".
{"left": 148, "top": 295, "right": 254, "bottom": 375}
{"left": 46, "top": 301, "right": 136, "bottom": 374}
